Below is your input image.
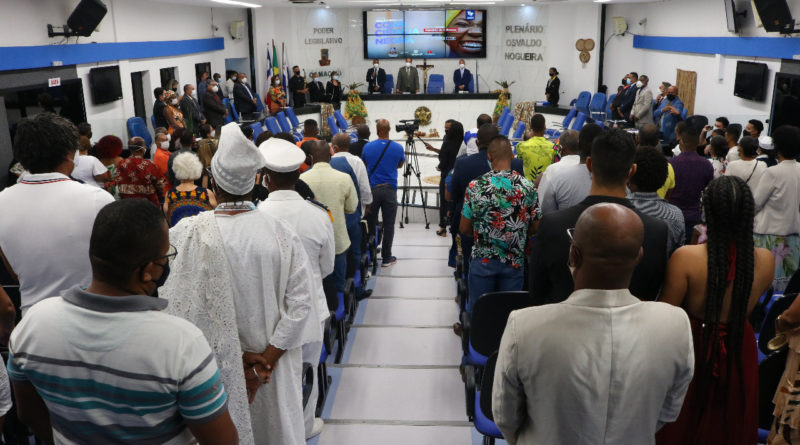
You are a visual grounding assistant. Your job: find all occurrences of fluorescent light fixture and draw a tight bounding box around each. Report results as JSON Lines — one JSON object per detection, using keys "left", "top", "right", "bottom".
{"left": 212, "top": 0, "right": 262, "bottom": 7}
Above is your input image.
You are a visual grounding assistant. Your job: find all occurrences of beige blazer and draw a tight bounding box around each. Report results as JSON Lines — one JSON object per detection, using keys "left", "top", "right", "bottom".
{"left": 632, "top": 87, "right": 655, "bottom": 128}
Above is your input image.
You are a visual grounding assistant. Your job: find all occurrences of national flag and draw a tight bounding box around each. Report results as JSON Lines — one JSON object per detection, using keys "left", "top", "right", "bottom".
{"left": 271, "top": 40, "right": 279, "bottom": 77}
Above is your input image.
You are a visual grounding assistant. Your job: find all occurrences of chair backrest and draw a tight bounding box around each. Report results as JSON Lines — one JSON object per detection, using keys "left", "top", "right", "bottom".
{"left": 334, "top": 110, "right": 348, "bottom": 131}
{"left": 479, "top": 352, "right": 499, "bottom": 422}
{"left": 264, "top": 117, "right": 281, "bottom": 135}
{"left": 254, "top": 93, "right": 265, "bottom": 113}
{"left": 276, "top": 111, "right": 292, "bottom": 133}
{"left": 285, "top": 107, "right": 301, "bottom": 128}
{"left": 250, "top": 122, "right": 264, "bottom": 140}
{"left": 758, "top": 293, "right": 796, "bottom": 354}
{"left": 427, "top": 74, "right": 445, "bottom": 94}
{"left": 126, "top": 117, "right": 152, "bottom": 147}
{"left": 605, "top": 94, "right": 617, "bottom": 118}
{"left": 562, "top": 107, "right": 577, "bottom": 128}
{"left": 150, "top": 114, "right": 156, "bottom": 130}
{"left": 384, "top": 74, "right": 394, "bottom": 94}
{"left": 499, "top": 115, "right": 514, "bottom": 137}
{"left": 512, "top": 122, "right": 526, "bottom": 139}
{"left": 327, "top": 116, "right": 340, "bottom": 135}
{"left": 467, "top": 76, "right": 474, "bottom": 93}
{"left": 589, "top": 92, "right": 607, "bottom": 112}
{"left": 575, "top": 91, "right": 592, "bottom": 115}
{"left": 570, "top": 112, "right": 587, "bottom": 131}
{"left": 221, "top": 99, "right": 235, "bottom": 124}
{"left": 759, "top": 348, "right": 788, "bottom": 430}
{"left": 470, "top": 291, "right": 532, "bottom": 357}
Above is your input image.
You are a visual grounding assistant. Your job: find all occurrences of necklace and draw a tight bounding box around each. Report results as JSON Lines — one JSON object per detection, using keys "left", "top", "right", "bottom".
{"left": 216, "top": 201, "right": 256, "bottom": 212}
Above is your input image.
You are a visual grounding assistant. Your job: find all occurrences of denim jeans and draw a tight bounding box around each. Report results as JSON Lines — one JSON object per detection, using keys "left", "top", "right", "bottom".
{"left": 467, "top": 258, "right": 524, "bottom": 314}
{"left": 323, "top": 252, "right": 348, "bottom": 294}
{"left": 367, "top": 184, "right": 398, "bottom": 260}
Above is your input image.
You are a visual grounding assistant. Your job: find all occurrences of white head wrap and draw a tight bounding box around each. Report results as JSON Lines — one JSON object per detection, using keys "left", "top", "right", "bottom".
{"left": 211, "top": 122, "right": 265, "bottom": 195}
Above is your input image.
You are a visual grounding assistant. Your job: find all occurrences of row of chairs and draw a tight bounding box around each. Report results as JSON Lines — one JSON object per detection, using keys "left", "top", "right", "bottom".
{"left": 372, "top": 73, "right": 475, "bottom": 95}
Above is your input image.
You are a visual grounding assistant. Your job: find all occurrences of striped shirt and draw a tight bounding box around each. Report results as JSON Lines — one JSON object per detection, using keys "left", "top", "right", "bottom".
{"left": 7, "top": 287, "right": 227, "bottom": 444}
{"left": 629, "top": 191, "right": 685, "bottom": 255}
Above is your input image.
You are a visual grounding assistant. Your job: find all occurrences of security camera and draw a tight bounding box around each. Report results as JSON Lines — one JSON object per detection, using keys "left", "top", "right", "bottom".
{"left": 638, "top": 18, "right": 647, "bottom": 26}
{"left": 213, "top": 25, "right": 219, "bottom": 32}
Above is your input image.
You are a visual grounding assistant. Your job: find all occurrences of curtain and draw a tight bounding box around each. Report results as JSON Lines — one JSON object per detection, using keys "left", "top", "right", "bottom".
{"left": 676, "top": 69, "right": 697, "bottom": 117}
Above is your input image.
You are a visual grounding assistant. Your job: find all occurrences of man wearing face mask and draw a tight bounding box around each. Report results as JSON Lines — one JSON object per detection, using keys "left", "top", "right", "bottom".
{"left": 7, "top": 199, "right": 240, "bottom": 445}
{"left": 630, "top": 74, "right": 654, "bottom": 129}
{"left": 396, "top": 57, "right": 420, "bottom": 94}
{"left": 233, "top": 73, "right": 258, "bottom": 116}
{"left": 653, "top": 85, "right": 684, "bottom": 145}
{"left": 289, "top": 66, "right": 308, "bottom": 108}
{"left": 528, "top": 129, "right": 669, "bottom": 305}
{"left": 366, "top": 59, "right": 386, "bottom": 94}
{"left": 179, "top": 84, "right": 206, "bottom": 136}
{"left": 0, "top": 113, "right": 114, "bottom": 317}
{"left": 213, "top": 73, "right": 225, "bottom": 99}
{"left": 453, "top": 59, "right": 472, "bottom": 93}
{"left": 204, "top": 80, "right": 228, "bottom": 132}
{"left": 152, "top": 87, "right": 168, "bottom": 129}
{"left": 301, "top": 73, "right": 320, "bottom": 104}
{"left": 225, "top": 71, "right": 238, "bottom": 100}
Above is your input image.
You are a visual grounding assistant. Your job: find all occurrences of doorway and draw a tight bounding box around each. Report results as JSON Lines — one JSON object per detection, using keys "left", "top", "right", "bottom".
{"left": 130, "top": 71, "right": 147, "bottom": 121}
{"left": 195, "top": 62, "right": 211, "bottom": 85}
{"left": 160, "top": 67, "right": 177, "bottom": 91}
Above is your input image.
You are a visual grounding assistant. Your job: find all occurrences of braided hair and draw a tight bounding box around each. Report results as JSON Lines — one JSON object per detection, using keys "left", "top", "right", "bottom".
{"left": 701, "top": 176, "right": 755, "bottom": 383}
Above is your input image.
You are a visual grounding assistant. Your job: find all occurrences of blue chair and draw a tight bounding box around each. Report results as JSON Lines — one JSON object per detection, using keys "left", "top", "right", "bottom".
{"left": 427, "top": 74, "right": 445, "bottom": 94}
{"left": 384, "top": 74, "right": 394, "bottom": 94}
{"left": 575, "top": 91, "right": 592, "bottom": 116}
{"left": 498, "top": 107, "right": 511, "bottom": 125}
{"left": 570, "top": 112, "right": 588, "bottom": 131}
{"left": 285, "top": 107, "right": 301, "bottom": 129}
{"left": 512, "top": 122, "right": 526, "bottom": 140}
{"left": 264, "top": 117, "right": 281, "bottom": 135}
{"left": 327, "top": 116, "right": 340, "bottom": 135}
{"left": 150, "top": 114, "right": 157, "bottom": 131}
{"left": 334, "top": 110, "right": 349, "bottom": 131}
{"left": 276, "top": 111, "right": 292, "bottom": 133}
{"left": 250, "top": 122, "right": 264, "bottom": 140}
{"left": 254, "top": 93, "right": 265, "bottom": 113}
{"left": 126, "top": 117, "right": 152, "bottom": 147}
{"left": 222, "top": 99, "right": 235, "bottom": 124}
{"left": 474, "top": 352, "right": 504, "bottom": 445}
{"left": 605, "top": 93, "right": 617, "bottom": 121}
{"left": 681, "top": 107, "right": 688, "bottom": 121}
{"left": 467, "top": 76, "right": 474, "bottom": 93}
{"left": 499, "top": 116, "right": 513, "bottom": 137}
{"left": 588, "top": 92, "right": 607, "bottom": 121}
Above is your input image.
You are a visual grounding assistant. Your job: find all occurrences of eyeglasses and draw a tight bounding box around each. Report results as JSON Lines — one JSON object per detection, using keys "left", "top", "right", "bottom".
{"left": 154, "top": 244, "right": 178, "bottom": 263}
{"left": 566, "top": 228, "right": 575, "bottom": 243}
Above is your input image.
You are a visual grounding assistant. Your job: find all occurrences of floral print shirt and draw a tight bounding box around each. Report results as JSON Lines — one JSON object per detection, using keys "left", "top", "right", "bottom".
{"left": 463, "top": 169, "right": 540, "bottom": 268}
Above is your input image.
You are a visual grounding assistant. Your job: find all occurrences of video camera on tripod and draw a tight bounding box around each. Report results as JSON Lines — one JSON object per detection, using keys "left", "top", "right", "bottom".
{"left": 395, "top": 119, "right": 420, "bottom": 136}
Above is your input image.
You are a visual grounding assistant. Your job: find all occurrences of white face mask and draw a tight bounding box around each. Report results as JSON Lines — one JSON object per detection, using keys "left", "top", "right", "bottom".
{"left": 240, "top": 77, "right": 247, "bottom": 83}
{"left": 635, "top": 80, "right": 643, "bottom": 88}
{"left": 232, "top": 76, "right": 238, "bottom": 81}
{"left": 167, "top": 134, "right": 172, "bottom": 142}
{"left": 191, "top": 91, "right": 197, "bottom": 99}
{"left": 274, "top": 81, "right": 281, "bottom": 86}
{"left": 160, "top": 141, "right": 169, "bottom": 149}
{"left": 374, "top": 64, "right": 379, "bottom": 69}
{"left": 405, "top": 62, "right": 411, "bottom": 67}
{"left": 333, "top": 75, "right": 339, "bottom": 80}
{"left": 171, "top": 99, "right": 178, "bottom": 105}
{"left": 210, "top": 131, "right": 215, "bottom": 138}
{"left": 212, "top": 85, "right": 219, "bottom": 93}
{"left": 459, "top": 64, "right": 465, "bottom": 69}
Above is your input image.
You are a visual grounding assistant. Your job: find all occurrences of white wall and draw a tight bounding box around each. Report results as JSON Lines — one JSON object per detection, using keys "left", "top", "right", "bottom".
{"left": 604, "top": 0, "right": 800, "bottom": 130}
{"left": 0, "top": 0, "right": 250, "bottom": 138}
{"left": 252, "top": 4, "right": 601, "bottom": 122}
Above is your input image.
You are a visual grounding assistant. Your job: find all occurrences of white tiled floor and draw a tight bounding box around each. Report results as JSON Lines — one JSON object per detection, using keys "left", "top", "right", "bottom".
{"left": 393, "top": 245, "right": 453, "bottom": 260}
{"left": 318, "top": 424, "right": 473, "bottom": 445}
{"left": 360, "top": 298, "right": 458, "bottom": 326}
{"left": 345, "top": 327, "right": 462, "bottom": 366}
{"left": 371, "top": 276, "right": 455, "bottom": 299}
{"left": 379, "top": 259, "right": 454, "bottom": 278}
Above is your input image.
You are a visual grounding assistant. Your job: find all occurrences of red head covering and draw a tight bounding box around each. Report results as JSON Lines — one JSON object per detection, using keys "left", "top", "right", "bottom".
{"left": 94, "top": 135, "right": 123, "bottom": 159}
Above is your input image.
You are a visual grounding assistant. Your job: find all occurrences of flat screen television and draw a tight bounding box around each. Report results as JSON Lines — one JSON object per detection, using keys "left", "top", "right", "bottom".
{"left": 363, "top": 9, "right": 487, "bottom": 59}
{"left": 768, "top": 72, "right": 800, "bottom": 135}
{"left": 724, "top": 0, "right": 739, "bottom": 33}
{"left": 734, "top": 61, "right": 768, "bottom": 101}
{"left": 89, "top": 65, "right": 122, "bottom": 105}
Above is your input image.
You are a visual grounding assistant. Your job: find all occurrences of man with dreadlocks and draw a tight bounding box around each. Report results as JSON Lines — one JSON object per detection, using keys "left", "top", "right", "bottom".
{"left": 657, "top": 176, "right": 775, "bottom": 445}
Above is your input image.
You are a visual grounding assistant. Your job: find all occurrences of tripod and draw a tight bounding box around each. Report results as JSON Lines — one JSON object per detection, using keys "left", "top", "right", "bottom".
{"left": 398, "top": 132, "right": 430, "bottom": 229}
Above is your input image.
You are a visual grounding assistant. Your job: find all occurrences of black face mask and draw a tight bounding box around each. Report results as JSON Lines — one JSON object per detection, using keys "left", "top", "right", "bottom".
{"left": 294, "top": 71, "right": 300, "bottom": 76}
{"left": 742, "top": 130, "right": 750, "bottom": 137}
{"left": 151, "top": 261, "right": 170, "bottom": 291}
{"left": 666, "top": 94, "right": 676, "bottom": 101}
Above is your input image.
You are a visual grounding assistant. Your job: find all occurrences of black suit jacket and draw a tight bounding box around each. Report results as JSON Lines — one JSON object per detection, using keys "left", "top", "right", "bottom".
{"left": 545, "top": 76, "right": 560, "bottom": 106}
{"left": 366, "top": 68, "right": 386, "bottom": 93}
{"left": 308, "top": 81, "right": 325, "bottom": 103}
{"left": 350, "top": 139, "right": 368, "bottom": 158}
{"left": 233, "top": 82, "right": 257, "bottom": 115}
{"left": 528, "top": 195, "right": 668, "bottom": 305}
{"left": 203, "top": 91, "right": 227, "bottom": 129}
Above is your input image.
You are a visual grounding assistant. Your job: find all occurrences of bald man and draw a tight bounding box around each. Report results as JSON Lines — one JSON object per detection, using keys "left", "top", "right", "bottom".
{"left": 361, "top": 119, "right": 405, "bottom": 267}
{"left": 493, "top": 203, "right": 694, "bottom": 445}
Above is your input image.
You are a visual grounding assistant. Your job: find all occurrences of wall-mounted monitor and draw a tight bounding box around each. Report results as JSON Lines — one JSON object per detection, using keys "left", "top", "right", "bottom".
{"left": 768, "top": 72, "right": 800, "bottom": 136}
{"left": 88, "top": 65, "right": 122, "bottom": 105}
{"left": 363, "top": 9, "right": 487, "bottom": 59}
{"left": 734, "top": 61, "right": 768, "bottom": 101}
{"left": 724, "top": 0, "right": 740, "bottom": 33}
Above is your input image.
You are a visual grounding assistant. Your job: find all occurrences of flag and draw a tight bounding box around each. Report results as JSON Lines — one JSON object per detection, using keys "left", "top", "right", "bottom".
{"left": 271, "top": 41, "right": 279, "bottom": 77}
{"left": 266, "top": 44, "right": 272, "bottom": 98}
{"left": 281, "top": 42, "right": 292, "bottom": 107}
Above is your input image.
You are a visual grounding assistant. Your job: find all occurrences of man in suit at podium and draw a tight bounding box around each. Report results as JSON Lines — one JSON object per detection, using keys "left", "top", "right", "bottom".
{"left": 453, "top": 59, "right": 472, "bottom": 93}
{"left": 308, "top": 72, "right": 325, "bottom": 103}
{"left": 396, "top": 57, "right": 419, "bottom": 94}
{"left": 366, "top": 59, "right": 386, "bottom": 94}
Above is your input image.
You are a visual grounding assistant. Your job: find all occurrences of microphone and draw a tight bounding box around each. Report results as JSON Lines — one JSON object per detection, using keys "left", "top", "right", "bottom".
{"left": 478, "top": 74, "right": 491, "bottom": 92}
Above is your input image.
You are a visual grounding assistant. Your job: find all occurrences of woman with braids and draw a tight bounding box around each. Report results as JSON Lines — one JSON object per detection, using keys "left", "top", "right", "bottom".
{"left": 752, "top": 125, "right": 800, "bottom": 293}
{"left": 656, "top": 176, "right": 775, "bottom": 445}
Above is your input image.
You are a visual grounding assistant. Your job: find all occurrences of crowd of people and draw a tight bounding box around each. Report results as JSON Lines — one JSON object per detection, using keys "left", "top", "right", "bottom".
{"left": 1, "top": 79, "right": 800, "bottom": 445}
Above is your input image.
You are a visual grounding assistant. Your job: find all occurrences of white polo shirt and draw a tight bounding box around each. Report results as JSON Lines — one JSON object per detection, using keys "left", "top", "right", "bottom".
{"left": 71, "top": 155, "right": 108, "bottom": 188}
{"left": 0, "top": 172, "right": 114, "bottom": 314}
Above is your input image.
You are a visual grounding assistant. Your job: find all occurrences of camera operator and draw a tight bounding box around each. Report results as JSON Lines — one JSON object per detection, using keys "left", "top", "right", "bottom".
{"left": 361, "top": 119, "right": 406, "bottom": 268}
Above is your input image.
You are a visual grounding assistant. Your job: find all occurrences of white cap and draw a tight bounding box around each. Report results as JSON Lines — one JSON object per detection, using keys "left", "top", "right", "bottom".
{"left": 259, "top": 137, "right": 306, "bottom": 173}
{"left": 759, "top": 135, "right": 774, "bottom": 151}
{"left": 211, "top": 122, "right": 265, "bottom": 195}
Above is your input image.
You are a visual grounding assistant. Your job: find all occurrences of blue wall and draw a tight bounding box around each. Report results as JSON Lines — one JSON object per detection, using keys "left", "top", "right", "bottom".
{"left": 0, "top": 37, "right": 225, "bottom": 71}
{"left": 633, "top": 35, "right": 800, "bottom": 60}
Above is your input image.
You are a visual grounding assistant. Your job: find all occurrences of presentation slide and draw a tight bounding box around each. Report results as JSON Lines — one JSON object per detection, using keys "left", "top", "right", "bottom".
{"left": 363, "top": 9, "right": 486, "bottom": 59}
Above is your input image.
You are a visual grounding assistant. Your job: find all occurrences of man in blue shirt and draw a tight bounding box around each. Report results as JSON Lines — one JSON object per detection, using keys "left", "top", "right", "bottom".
{"left": 362, "top": 119, "right": 405, "bottom": 267}
{"left": 653, "top": 85, "right": 684, "bottom": 145}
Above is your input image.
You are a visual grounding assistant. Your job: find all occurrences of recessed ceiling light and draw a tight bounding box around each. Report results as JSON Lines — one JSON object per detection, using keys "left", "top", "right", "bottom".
{"left": 211, "top": 0, "right": 262, "bottom": 7}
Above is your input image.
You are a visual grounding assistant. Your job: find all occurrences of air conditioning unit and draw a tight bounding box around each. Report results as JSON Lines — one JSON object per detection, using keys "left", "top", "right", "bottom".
{"left": 613, "top": 17, "right": 628, "bottom": 35}
{"left": 230, "top": 21, "right": 245, "bottom": 40}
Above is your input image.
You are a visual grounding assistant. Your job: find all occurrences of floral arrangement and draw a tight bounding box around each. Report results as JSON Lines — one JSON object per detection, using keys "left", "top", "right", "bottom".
{"left": 345, "top": 82, "right": 368, "bottom": 119}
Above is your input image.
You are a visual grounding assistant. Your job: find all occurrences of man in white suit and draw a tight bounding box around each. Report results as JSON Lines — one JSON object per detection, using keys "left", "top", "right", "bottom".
{"left": 631, "top": 74, "right": 655, "bottom": 129}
